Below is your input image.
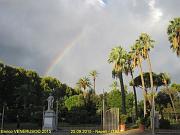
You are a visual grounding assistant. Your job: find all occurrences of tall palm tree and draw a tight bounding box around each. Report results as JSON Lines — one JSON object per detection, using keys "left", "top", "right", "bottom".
{"left": 89, "top": 70, "right": 98, "bottom": 94}
{"left": 108, "top": 46, "right": 127, "bottom": 114}
{"left": 137, "top": 33, "right": 155, "bottom": 117}
{"left": 161, "top": 73, "right": 178, "bottom": 121}
{"left": 167, "top": 17, "right": 180, "bottom": 56}
{"left": 130, "top": 43, "right": 147, "bottom": 116}
{"left": 137, "top": 34, "right": 156, "bottom": 132}
{"left": 137, "top": 33, "right": 155, "bottom": 92}
{"left": 126, "top": 53, "right": 138, "bottom": 119}
{"left": 77, "top": 77, "right": 91, "bottom": 98}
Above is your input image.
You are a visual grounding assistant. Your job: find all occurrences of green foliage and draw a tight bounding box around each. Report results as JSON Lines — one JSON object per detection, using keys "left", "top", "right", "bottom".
{"left": 120, "top": 114, "right": 127, "bottom": 124}
{"left": 136, "top": 115, "right": 150, "bottom": 128}
{"left": 136, "top": 117, "right": 145, "bottom": 125}
{"left": 65, "top": 92, "right": 101, "bottom": 124}
{"left": 167, "top": 17, "right": 180, "bottom": 56}
{"left": 65, "top": 95, "right": 85, "bottom": 111}
{"left": 171, "top": 83, "right": 180, "bottom": 92}
{"left": 131, "top": 72, "right": 168, "bottom": 89}
{"left": 0, "top": 61, "right": 79, "bottom": 124}
{"left": 108, "top": 46, "right": 128, "bottom": 114}
{"left": 126, "top": 92, "right": 134, "bottom": 115}
{"left": 77, "top": 77, "right": 91, "bottom": 90}
{"left": 155, "top": 91, "right": 171, "bottom": 114}
{"left": 107, "top": 89, "right": 121, "bottom": 109}
{"left": 108, "top": 46, "right": 128, "bottom": 77}
{"left": 109, "top": 81, "right": 119, "bottom": 91}
{"left": 40, "top": 76, "right": 62, "bottom": 93}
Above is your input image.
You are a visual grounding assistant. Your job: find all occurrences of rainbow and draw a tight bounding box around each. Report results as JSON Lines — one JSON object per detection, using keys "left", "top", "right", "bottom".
{"left": 45, "top": 31, "right": 84, "bottom": 75}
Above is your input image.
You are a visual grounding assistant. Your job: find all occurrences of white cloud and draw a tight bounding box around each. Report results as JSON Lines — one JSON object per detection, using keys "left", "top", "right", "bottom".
{"left": 148, "top": 0, "right": 163, "bottom": 23}
{"left": 85, "top": 0, "right": 106, "bottom": 8}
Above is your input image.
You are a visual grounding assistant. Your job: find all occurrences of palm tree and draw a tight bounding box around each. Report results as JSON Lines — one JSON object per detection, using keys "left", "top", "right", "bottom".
{"left": 161, "top": 73, "right": 178, "bottom": 121}
{"left": 77, "top": 77, "right": 91, "bottom": 98}
{"left": 108, "top": 46, "right": 127, "bottom": 114}
{"left": 137, "top": 33, "right": 155, "bottom": 92}
{"left": 167, "top": 17, "right": 180, "bottom": 56}
{"left": 130, "top": 43, "right": 147, "bottom": 116}
{"left": 110, "top": 80, "right": 119, "bottom": 91}
{"left": 137, "top": 33, "right": 155, "bottom": 122}
{"left": 126, "top": 53, "right": 138, "bottom": 119}
{"left": 89, "top": 70, "right": 98, "bottom": 94}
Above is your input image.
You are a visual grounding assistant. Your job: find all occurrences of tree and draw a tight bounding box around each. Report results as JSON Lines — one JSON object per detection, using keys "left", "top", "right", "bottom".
{"left": 107, "top": 88, "right": 121, "bottom": 109}
{"left": 161, "top": 73, "right": 178, "bottom": 121}
{"left": 89, "top": 70, "right": 98, "bottom": 94}
{"left": 40, "top": 76, "right": 62, "bottom": 93}
{"left": 126, "top": 92, "right": 134, "bottom": 116}
{"left": 110, "top": 80, "right": 119, "bottom": 91}
{"left": 137, "top": 33, "right": 155, "bottom": 96}
{"left": 125, "top": 52, "right": 138, "bottom": 119}
{"left": 65, "top": 95, "right": 85, "bottom": 111}
{"left": 131, "top": 72, "right": 169, "bottom": 107}
{"left": 167, "top": 17, "right": 180, "bottom": 56}
{"left": 77, "top": 77, "right": 91, "bottom": 98}
{"left": 155, "top": 91, "right": 171, "bottom": 118}
{"left": 131, "top": 42, "right": 147, "bottom": 116}
{"left": 108, "top": 46, "right": 127, "bottom": 114}
{"left": 171, "top": 83, "right": 180, "bottom": 92}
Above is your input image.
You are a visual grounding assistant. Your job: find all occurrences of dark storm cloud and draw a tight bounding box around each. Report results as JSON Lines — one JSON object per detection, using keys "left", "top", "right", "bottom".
{"left": 0, "top": 0, "right": 180, "bottom": 96}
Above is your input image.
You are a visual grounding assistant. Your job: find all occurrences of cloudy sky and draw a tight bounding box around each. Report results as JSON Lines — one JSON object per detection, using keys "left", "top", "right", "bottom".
{"left": 0, "top": 0, "right": 180, "bottom": 98}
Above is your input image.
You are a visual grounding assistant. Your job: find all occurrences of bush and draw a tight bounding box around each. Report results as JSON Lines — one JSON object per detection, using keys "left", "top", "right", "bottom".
{"left": 126, "top": 116, "right": 133, "bottom": 123}
{"left": 120, "top": 114, "right": 127, "bottom": 124}
{"left": 136, "top": 117, "right": 145, "bottom": 125}
{"left": 136, "top": 115, "right": 150, "bottom": 128}
{"left": 144, "top": 115, "right": 150, "bottom": 128}
{"left": 159, "top": 119, "right": 170, "bottom": 129}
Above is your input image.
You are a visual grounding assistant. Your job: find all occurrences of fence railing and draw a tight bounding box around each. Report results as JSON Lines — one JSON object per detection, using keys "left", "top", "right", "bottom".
{"left": 103, "top": 108, "right": 119, "bottom": 131}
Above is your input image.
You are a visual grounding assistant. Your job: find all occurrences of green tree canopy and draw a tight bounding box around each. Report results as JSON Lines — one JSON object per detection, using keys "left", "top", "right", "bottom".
{"left": 65, "top": 95, "right": 85, "bottom": 111}
{"left": 167, "top": 17, "right": 180, "bottom": 56}
{"left": 130, "top": 72, "right": 169, "bottom": 89}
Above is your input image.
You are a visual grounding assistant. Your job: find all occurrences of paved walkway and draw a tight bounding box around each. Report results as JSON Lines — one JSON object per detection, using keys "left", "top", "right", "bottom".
{"left": 2, "top": 128, "right": 179, "bottom": 135}
{"left": 55, "top": 128, "right": 152, "bottom": 135}
{"left": 56, "top": 128, "right": 180, "bottom": 135}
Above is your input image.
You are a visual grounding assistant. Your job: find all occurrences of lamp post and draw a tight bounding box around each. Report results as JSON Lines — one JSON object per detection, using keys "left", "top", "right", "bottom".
{"left": 151, "top": 90, "right": 155, "bottom": 135}
{"left": 1, "top": 103, "right": 5, "bottom": 130}
{"left": 102, "top": 89, "right": 105, "bottom": 130}
{"left": 42, "top": 106, "right": 45, "bottom": 128}
{"left": 56, "top": 100, "right": 58, "bottom": 130}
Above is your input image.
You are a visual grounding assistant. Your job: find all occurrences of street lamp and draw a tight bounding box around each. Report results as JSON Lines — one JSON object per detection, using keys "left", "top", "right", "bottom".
{"left": 56, "top": 100, "right": 58, "bottom": 130}
{"left": 1, "top": 103, "right": 6, "bottom": 130}
{"left": 151, "top": 90, "right": 155, "bottom": 135}
{"left": 102, "top": 89, "right": 105, "bottom": 130}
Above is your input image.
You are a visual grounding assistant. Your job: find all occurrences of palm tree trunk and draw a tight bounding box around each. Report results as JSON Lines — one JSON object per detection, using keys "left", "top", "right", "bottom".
{"left": 130, "top": 69, "right": 138, "bottom": 119}
{"left": 138, "top": 57, "right": 147, "bottom": 117}
{"left": 93, "top": 78, "right": 96, "bottom": 94}
{"left": 147, "top": 53, "right": 155, "bottom": 132}
{"left": 83, "top": 88, "right": 86, "bottom": 98}
{"left": 147, "top": 53, "right": 154, "bottom": 103}
{"left": 118, "top": 72, "right": 126, "bottom": 114}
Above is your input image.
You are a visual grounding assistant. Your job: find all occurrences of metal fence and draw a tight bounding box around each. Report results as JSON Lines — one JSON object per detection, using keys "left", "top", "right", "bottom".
{"left": 103, "top": 108, "right": 119, "bottom": 131}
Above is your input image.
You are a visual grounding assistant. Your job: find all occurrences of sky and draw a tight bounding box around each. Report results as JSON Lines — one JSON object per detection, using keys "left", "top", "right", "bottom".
{"left": 0, "top": 0, "right": 180, "bottom": 99}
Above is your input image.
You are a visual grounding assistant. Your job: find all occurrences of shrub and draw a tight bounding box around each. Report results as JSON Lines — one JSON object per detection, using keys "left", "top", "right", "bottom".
{"left": 159, "top": 119, "right": 170, "bottom": 129}
{"left": 136, "top": 115, "right": 150, "bottom": 128}
{"left": 120, "top": 114, "right": 127, "bottom": 124}
{"left": 136, "top": 117, "right": 145, "bottom": 125}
